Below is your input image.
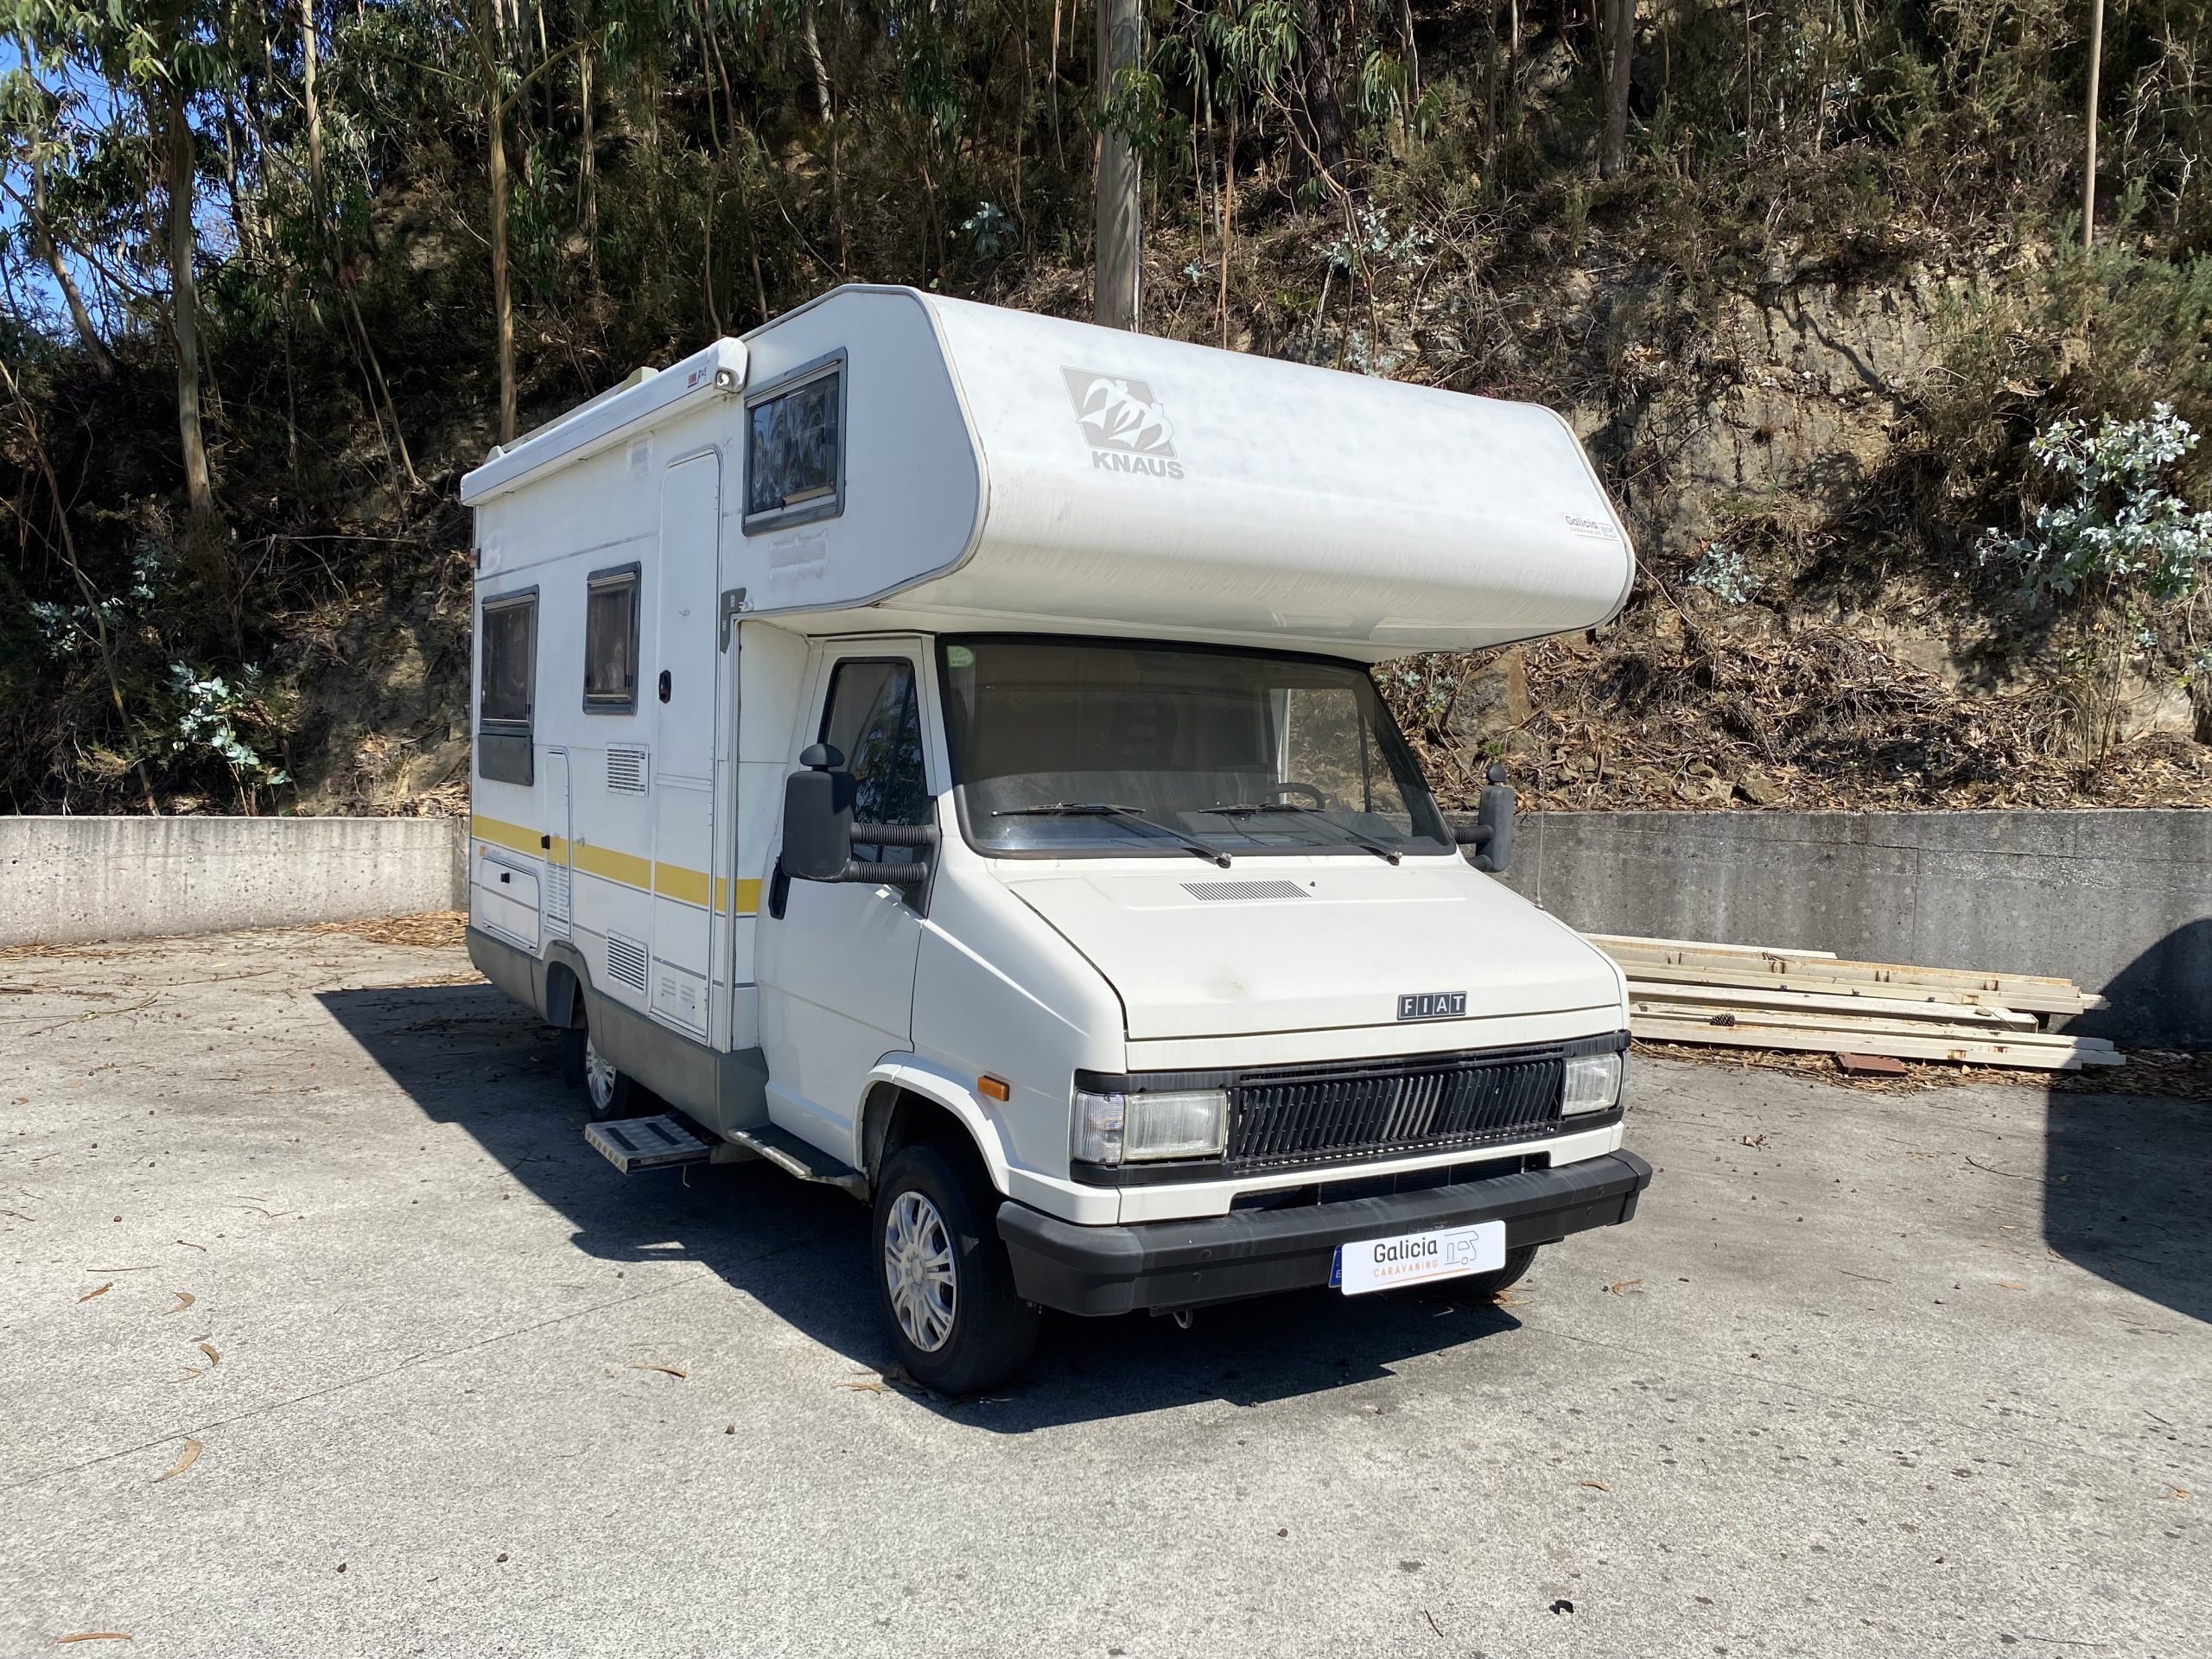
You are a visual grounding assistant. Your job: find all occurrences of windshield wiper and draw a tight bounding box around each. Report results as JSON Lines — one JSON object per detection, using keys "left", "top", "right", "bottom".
{"left": 992, "top": 802, "right": 1232, "bottom": 868}
{"left": 1201, "top": 802, "right": 1402, "bottom": 865}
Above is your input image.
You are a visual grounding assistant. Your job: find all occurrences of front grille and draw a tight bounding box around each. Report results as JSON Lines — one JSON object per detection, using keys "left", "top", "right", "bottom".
{"left": 1228, "top": 1051, "right": 1564, "bottom": 1173}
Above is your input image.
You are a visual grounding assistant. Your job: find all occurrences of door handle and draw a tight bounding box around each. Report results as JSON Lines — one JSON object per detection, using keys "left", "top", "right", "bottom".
{"left": 658, "top": 670, "right": 672, "bottom": 703}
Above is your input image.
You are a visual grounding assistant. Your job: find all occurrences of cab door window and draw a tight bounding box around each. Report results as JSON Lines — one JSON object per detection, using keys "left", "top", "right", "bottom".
{"left": 819, "top": 658, "right": 929, "bottom": 863}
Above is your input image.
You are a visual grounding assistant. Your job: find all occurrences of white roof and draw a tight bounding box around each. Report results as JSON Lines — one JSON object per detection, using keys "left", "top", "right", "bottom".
{"left": 463, "top": 288, "right": 1634, "bottom": 658}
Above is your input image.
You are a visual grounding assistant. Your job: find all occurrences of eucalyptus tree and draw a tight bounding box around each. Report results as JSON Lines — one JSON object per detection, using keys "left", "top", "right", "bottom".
{"left": 7, "top": 0, "right": 234, "bottom": 519}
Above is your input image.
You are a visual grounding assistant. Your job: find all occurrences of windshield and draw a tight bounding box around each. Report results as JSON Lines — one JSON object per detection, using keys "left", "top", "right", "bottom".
{"left": 938, "top": 637, "right": 1454, "bottom": 859}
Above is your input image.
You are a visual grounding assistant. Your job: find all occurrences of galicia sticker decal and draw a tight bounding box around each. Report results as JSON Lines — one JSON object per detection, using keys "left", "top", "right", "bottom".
{"left": 1061, "top": 367, "right": 1185, "bottom": 479}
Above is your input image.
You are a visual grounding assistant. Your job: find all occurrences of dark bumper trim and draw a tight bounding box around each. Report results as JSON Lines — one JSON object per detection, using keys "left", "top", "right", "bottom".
{"left": 998, "top": 1148, "right": 1654, "bottom": 1317}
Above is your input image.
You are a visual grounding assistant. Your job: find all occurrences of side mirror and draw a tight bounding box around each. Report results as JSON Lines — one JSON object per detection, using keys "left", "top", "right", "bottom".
{"left": 782, "top": 743, "right": 855, "bottom": 881}
{"left": 1472, "top": 763, "right": 1515, "bottom": 874}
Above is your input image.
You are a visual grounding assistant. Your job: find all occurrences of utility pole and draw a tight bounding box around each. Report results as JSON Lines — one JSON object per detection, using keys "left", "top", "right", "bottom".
{"left": 1094, "top": 0, "right": 1141, "bottom": 330}
{"left": 2081, "top": 0, "right": 2104, "bottom": 249}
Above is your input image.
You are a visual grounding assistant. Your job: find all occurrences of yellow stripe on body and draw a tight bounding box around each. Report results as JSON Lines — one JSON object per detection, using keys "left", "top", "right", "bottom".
{"left": 470, "top": 814, "right": 542, "bottom": 856}
{"left": 474, "top": 814, "right": 762, "bottom": 915}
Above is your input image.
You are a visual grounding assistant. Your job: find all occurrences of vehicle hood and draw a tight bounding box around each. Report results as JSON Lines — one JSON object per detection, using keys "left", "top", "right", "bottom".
{"left": 994, "top": 858, "right": 1624, "bottom": 1041}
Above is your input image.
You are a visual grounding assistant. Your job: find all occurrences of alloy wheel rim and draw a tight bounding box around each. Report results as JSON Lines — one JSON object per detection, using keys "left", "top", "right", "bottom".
{"left": 584, "top": 1033, "right": 618, "bottom": 1112}
{"left": 883, "top": 1190, "right": 957, "bottom": 1352}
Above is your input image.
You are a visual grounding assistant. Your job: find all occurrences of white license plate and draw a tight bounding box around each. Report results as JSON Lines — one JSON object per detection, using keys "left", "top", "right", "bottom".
{"left": 1332, "top": 1219, "right": 1506, "bottom": 1295}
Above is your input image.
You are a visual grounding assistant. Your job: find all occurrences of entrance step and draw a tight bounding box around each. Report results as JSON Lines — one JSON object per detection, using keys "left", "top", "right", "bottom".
{"left": 728, "top": 1123, "right": 868, "bottom": 1198}
{"left": 586, "top": 1115, "right": 715, "bottom": 1173}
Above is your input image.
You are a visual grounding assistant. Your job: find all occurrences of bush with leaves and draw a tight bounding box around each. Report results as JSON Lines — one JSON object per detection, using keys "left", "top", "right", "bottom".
{"left": 1980, "top": 404, "right": 2212, "bottom": 756}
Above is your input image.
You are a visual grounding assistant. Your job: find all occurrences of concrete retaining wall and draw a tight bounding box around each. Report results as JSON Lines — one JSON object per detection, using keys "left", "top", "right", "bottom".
{"left": 1506, "top": 810, "right": 2212, "bottom": 1046}
{"left": 0, "top": 816, "right": 468, "bottom": 947}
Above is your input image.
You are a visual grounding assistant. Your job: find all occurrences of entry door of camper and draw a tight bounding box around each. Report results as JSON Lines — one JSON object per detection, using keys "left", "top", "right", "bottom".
{"left": 755, "top": 643, "right": 932, "bottom": 1161}
{"left": 648, "top": 452, "right": 722, "bottom": 1038}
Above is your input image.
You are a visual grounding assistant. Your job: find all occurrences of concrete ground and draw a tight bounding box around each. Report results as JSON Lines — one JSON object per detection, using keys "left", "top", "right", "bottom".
{"left": 2, "top": 928, "right": 2205, "bottom": 1659}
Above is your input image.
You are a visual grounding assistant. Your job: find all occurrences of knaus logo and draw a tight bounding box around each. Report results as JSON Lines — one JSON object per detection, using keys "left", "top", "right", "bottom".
{"left": 1061, "top": 367, "right": 1185, "bottom": 480}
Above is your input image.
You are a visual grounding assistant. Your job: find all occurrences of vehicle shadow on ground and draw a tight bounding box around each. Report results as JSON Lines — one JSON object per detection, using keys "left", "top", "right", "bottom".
{"left": 2044, "top": 921, "right": 2212, "bottom": 1328}
{"left": 321, "top": 981, "right": 1522, "bottom": 1431}
{"left": 2044, "top": 1084, "right": 2212, "bottom": 1327}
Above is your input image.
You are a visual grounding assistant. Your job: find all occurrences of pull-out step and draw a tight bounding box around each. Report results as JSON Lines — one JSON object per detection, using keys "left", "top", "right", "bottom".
{"left": 586, "top": 1115, "right": 715, "bottom": 1173}
{"left": 727, "top": 1124, "right": 868, "bottom": 1198}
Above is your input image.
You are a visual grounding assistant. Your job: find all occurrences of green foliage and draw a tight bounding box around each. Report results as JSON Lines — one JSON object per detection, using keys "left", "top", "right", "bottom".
{"left": 0, "top": 0, "right": 2208, "bottom": 809}
{"left": 1980, "top": 406, "right": 2212, "bottom": 606}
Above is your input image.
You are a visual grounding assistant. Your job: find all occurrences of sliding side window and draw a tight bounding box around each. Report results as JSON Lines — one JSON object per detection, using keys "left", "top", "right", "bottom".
{"left": 477, "top": 590, "right": 537, "bottom": 786}
{"left": 582, "top": 563, "right": 640, "bottom": 714}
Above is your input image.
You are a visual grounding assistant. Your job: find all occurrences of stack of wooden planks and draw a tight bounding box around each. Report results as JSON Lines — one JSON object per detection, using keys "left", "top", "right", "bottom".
{"left": 1589, "top": 933, "right": 2124, "bottom": 1071}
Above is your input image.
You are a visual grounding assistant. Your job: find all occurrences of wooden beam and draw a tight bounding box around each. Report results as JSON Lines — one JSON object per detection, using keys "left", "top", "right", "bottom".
{"left": 1599, "top": 956, "right": 2088, "bottom": 1015}
{"left": 1625, "top": 980, "right": 2039, "bottom": 1031}
{"left": 1630, "top": 1000, "right": 2112, "bottom": 1048}
{"left": 1631, "top": 1018, "right": 2123, "bottom": 1070}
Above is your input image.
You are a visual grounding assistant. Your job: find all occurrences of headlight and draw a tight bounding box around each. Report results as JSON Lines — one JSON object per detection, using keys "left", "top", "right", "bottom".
{"left": 1561, "top": 1051, "right": 1624, "bottom": 1116}
{"left": 1073, "top": 1088, "right": 1230, "bottom": 1164}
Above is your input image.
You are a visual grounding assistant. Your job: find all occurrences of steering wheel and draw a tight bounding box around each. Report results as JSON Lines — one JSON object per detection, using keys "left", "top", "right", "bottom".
{"left": 1270, "top": 781, "right": 1331, "bottom": 810}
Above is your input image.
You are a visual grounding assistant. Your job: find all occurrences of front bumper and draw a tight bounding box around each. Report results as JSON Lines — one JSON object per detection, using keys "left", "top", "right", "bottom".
{"left": 997, "top": 1148, "right": 1653, "bottom": 1317}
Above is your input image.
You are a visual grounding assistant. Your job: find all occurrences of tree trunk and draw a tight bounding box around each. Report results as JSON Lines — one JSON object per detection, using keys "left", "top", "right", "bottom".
{"left": 477, "top": 0, "right": 518, "bottom": 443}
{"left": 160, "top": 79, "right": 216, "bottom": 519}
{"left": 28, "top": 154, "right": 112, "bottom": 376}
{"left": 2082, "top": 0, "right": 2104, "bottom": 248}
{"left": 802, "top": 0, "right": 849, "bottom": 274}
{"left": 1094, "top": 0, "right": 1141, "bottom": 329}
{"left": 579, "top": 39, "right": 599, "bottom": 289}
{"left": 1300, "top": 0, "right": 1348, "bottom": 178}
{"left": 1600, "top": 0, "right": 1634, "bottom": 179}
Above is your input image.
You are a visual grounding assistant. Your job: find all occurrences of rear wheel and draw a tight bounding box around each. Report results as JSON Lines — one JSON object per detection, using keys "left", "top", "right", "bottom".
{"left": 873, "top": 1142, "right": 1039, "bottom": 1395}
{"left": 566, "top": 1019, "right": 639, "bottom": 1122}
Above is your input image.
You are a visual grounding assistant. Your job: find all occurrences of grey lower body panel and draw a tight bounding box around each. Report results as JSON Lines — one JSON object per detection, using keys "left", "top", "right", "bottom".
{"left": 465, "top": 925, "right": 769, "bottom": 1138}
{"left": 996, "top": 1149, "right": 1654, "bottom": 1318}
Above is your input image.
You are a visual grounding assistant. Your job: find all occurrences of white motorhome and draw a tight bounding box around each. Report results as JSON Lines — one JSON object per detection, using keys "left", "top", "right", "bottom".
{"left": 461, "top": 286, "right": 1650, "bottom": 1391}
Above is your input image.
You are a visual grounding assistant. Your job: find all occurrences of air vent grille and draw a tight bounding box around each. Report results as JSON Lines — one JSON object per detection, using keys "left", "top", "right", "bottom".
{"left": 1180, "top": 880, "right": 1308, "bottom": 901}
{"left": 605, "top": 931, "right": 649, "bottom": 993}
{"left": 606, "top": 745, "right": 648, "bottom": 794}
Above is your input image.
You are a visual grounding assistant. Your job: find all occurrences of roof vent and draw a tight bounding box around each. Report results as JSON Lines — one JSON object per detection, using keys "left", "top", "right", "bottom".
{"left": 1180, "top": 880, "right": 1308, "bottom": 901}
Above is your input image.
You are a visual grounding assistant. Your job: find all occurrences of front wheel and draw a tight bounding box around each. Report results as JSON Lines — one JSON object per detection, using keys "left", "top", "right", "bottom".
{"left": 1445, "top": 1243, "right": 1541, "bottom": 1304}
{"left": 873, "top": 1142, "right": 1039, "bottom": 1395}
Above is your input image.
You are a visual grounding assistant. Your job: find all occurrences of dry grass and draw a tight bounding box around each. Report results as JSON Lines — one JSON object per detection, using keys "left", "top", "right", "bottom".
{"left": 308, "top": 911, "right": 469, "bottom": 949}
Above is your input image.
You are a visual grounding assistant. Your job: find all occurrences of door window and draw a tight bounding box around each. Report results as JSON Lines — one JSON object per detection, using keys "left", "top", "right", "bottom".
{"left": 819, "top": 658, "right": 929, "bottom": 863}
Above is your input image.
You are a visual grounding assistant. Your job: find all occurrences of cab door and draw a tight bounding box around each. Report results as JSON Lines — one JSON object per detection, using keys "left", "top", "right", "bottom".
{"left": 754, "top": 642, "right": 935, "bottom": 1165}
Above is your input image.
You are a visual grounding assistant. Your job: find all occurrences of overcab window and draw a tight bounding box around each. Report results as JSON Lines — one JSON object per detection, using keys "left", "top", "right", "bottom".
{"left": 745, "top": 354, "right": 844, "bottom": 533}
{"left": 477, "top": 590, "right": 537, "bottom": 786}
{"left": 583, "top": 564, "right": 640, "bottom": 713}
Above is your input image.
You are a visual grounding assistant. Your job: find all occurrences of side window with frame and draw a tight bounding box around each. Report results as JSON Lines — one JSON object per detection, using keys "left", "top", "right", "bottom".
{"left": 819, "top": 658, "right": 929, "bottom": 863}
{"left": 582, "top": 564, "right": 640, "bottom": 713}
{"left": 745, "top": 355, "right": 844, "bottom": 533}
{"left": 478, "top": 591, "right": 537, "bottom": 786}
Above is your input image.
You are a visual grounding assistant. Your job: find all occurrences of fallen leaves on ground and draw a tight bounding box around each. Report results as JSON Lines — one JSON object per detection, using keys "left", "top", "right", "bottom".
{"left": 55, "top": 1634, "right": 134, "bottom": 1643}
{"left": 1606, "top": 1278, "right": 1644, "bottom": 1295}
{"left": 197, "top": 1342, "right": 220, "bottom": 1366}
{"left": 76, "top": 1283, "right": 112, "bottom": 1304}
{"left": 152, "top": 1438, "right": 201, "bottom": 1483}
{"left": 629, "top": 1363, "right": 687, "bottom": 1380}
{"left": 165, "top": 1291, "right": 194, "bottom": 1315}
{"left": 311, "top": 912, "right": 467, "bottom": 948}
{"left": 1579, "top": 1480, "right": 1611, "bottom": 1491}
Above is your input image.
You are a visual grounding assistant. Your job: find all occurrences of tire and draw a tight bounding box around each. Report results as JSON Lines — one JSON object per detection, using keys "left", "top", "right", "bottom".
{"left": 573, "top": 1020, "right": 640, "bottom": 1122}
{"left": 1445, "top": 1243, "right": 1540, "bottom": 1304}
{"left": 873, "top": 1141, "right": 1039, "bottom": 1395}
